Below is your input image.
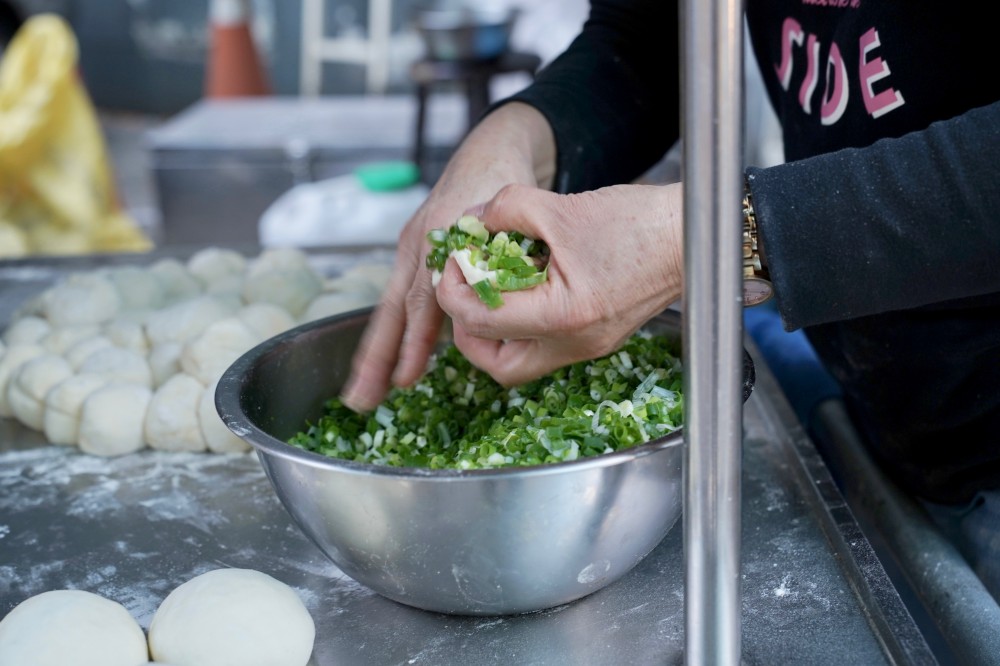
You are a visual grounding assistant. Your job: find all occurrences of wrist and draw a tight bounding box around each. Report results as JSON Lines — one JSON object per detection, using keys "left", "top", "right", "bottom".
{"left": 742, "top": 183, "right": 773, "bottom": 307}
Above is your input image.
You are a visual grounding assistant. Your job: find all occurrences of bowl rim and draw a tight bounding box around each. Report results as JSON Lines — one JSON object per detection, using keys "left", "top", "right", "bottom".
{"left": 216, "top": 308, "right": 723, "bottom": 481}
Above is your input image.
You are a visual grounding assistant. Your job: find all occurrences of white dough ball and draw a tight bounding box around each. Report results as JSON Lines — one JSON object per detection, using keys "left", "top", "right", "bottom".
{"left": 44, "top": 374, "right": 109, "bottom": 446}
{"left": 148, "top": 342, "right": 183, "bottom": 389}
{"left": 0, "top": 344, "right": 45, "bottom": 418}
{"left": 64, "top": 335, "right": 114, "bottom": 370}
{"left": 78, "top": 383, "right": 152, "bottom": 456}
{"left": 39, "top": 325, "right": 100, "bottom": 356}
{"left": 187, "top": 247, "right": 247, "bottom": 287}
{"left": 78, "top": 347, "right": 153, "bottom": 389}
{"left": 42, "top": 273, "right": 122, "bottom": 327}
{"left": 148, "top": 568, "right": 315, "bottom": 666}
{"left": 104, "top": 318, "right": 150, "bottom": 355}
{"left": 0, "top": 589, "right": 148, "bottom": 666}
{"left": 148, "top": 258, "right": 203, "bottom": 304}
{"left": 242, "top": 267, "right": 322, "bottom": 318}
{"left": 144, "top": 374, "right": 207, "bottom": 453}
{"left": 2, "top": 316, "right": 51, "bottom": 346}
{"left": 323, "top": 274, "right": 382, "bottom": 301}
{"left": 198, "top": 378, "right": 250, "bottom": 453}
{"left": 237, "top": 303, "right": 295, "bottom": 341}
{"left": 145, "top": 295, "right": 240, "bottom": 347}
{"left": 302, "top": 291, "right": 375, "bottom": 323}
{"left": 246, "top": 247, "right": 311, "bottom": 278}
{"left": 344, "top": 262, "right": 393, "bottom": 292}
{"left": 104, "top": 265, "right": 167, "bottom": 311}
{"left": 7, "top": 354, "right": 73, "bottom": 430}
{"left": 180, "top": 318, "right": 258, "bottom": 385}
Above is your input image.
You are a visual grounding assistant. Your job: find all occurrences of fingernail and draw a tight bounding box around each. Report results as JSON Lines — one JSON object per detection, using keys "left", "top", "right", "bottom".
{"left": 463, "top": 202, "right": 487, "bottom": 218}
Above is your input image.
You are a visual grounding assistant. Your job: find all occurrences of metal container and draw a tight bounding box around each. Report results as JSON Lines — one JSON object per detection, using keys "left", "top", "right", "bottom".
{"left": 216, "top": 308, "right": 753, "bottom": 616}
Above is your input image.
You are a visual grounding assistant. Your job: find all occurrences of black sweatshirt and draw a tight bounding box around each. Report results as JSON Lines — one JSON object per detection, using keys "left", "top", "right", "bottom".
{"left": 503, "top": 0, "right": 1000, "bottom": 504}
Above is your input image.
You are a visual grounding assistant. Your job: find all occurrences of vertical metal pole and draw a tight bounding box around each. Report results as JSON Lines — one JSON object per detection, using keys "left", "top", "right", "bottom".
{"left": 681, "top": 0, "right": 744, "bottom": 663}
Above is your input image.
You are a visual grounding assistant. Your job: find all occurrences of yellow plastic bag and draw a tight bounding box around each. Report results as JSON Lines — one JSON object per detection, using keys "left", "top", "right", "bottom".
{"left": 0, "top": 14, "right": 151, "bottom": 258}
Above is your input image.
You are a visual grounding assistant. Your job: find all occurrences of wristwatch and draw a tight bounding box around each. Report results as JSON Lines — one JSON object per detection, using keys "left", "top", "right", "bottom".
{"left": 742, "top": 187, "right": 773, "bottom": 307}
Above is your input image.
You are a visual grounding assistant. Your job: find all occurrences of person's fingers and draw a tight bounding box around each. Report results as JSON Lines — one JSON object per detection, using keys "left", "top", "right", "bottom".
{"left": 391, "top": 274, "right": 444, "bottom": 387}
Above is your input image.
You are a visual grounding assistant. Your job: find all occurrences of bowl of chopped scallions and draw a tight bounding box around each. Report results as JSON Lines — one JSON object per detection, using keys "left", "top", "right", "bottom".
{"left": 216, "top": 307, "right": 754, "bottom": 615}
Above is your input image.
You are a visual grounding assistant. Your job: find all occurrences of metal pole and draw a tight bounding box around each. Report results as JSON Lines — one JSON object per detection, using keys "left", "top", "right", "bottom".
{"left": 681, "top": 0, "right": 745, "bottom": 663}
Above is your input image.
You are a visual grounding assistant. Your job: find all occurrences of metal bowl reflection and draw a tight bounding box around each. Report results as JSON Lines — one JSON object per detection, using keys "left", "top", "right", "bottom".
{"left": 216, "top": 308, "right": 746, "bottom": 615}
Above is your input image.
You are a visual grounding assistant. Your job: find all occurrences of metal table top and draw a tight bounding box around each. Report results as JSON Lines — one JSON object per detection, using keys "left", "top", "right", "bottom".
{"left": 0, "top": 251, "right": 932, "bottom": 665}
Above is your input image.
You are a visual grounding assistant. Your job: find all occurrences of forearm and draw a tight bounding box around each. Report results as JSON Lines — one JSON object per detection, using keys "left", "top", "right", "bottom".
{"left": 750, "top": 99, "right": 1000, "bottom": 330}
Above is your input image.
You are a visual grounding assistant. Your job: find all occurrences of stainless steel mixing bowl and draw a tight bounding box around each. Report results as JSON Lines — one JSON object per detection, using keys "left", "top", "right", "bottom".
{"left": 217, "top": 308, "right": 753, "bottom": 616}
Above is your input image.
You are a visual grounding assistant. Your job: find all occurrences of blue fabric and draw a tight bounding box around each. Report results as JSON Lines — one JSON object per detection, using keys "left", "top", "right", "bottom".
{"left": 922, "top": 491, "right": 1000, "bottom": 602}
{"left": 744, "top": 302, "right": 841, "bottom": 431}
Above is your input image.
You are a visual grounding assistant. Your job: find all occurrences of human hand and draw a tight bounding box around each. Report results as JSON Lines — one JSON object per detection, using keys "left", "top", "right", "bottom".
{"left": 435, "top": 182, "right": 684, "bottom": 386}
{"left": 339, "top": 103, "right": 556, "bottom": 412}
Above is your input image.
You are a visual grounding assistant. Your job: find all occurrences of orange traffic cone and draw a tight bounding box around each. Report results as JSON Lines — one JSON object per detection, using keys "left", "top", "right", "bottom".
{"left": 205, "top": 0, "right": 270, "bottom": 98}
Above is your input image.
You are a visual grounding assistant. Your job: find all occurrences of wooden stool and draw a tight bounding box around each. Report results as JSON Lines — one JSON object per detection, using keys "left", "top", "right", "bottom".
{"left": 410, "top": 51, "right": 542, "bottom": 180}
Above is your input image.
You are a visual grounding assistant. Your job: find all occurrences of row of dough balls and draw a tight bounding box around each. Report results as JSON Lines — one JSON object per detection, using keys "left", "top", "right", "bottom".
{"left": 0, "top": 568, "right": 315, "bottom": 666}
{"left": 0, "top": 247, "right": 391, "bottom": 455}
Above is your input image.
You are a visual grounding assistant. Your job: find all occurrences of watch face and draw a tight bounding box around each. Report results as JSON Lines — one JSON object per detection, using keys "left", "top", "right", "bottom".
{"left": 743, "top": 277, "right": 773, "bottom": 307}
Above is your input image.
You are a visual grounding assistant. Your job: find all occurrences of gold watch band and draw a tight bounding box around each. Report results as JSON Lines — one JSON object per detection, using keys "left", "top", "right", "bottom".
{"left": 742, "top": 185, "right": 773, "bottom": 307}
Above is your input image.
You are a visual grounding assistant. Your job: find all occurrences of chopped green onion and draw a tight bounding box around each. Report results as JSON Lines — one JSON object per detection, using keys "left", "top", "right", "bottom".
{"left": 425, "top": 216, "right": 549, "bottom": 308}
{"left": 289, "top": 331, "right": 683, "bottom": 470}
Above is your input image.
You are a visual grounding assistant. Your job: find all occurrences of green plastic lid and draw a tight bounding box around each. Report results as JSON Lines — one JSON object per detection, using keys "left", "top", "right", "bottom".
{"left": 354, "top": 161, "right": 422, "bottom": 191}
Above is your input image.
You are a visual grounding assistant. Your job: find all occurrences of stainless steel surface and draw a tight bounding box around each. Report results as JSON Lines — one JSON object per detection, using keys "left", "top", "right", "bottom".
{"left": 0, "top": 251, "right": 934, "bottom": 664}
{"left": 681, "top": 0, "right": 746, "bottom": 662}
{"left": 217, "top": 310, "right": 699, "bottom": 616}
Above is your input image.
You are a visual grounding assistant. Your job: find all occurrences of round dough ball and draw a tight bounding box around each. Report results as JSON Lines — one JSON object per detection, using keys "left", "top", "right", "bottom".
{"left": 242, "top": 267, "right": 322, "bottom": 318}
{"left": 148, "top": 258, "right": 203, "bottom": 304}
{"left": 104, "top": 265, "right": 167, "bottom": 311}
{"left": 302, "top": 291, "right": 375, "bottom": 323}
{"left": 64, "top": 335, "right": 114, "bottom": 370}
{"left": 0, "top": 344, "right": 45, "bottom": 418}
{"left": 187, "top": 247, "right": 247, "bottom": 287}
{"left": 145, "top": 295, "right": 240, "bottom": 348}
{"left": 7, "top": 354, "right": 73, "bottom": 430}
{"left": 44, "top": 374, "right": 109, "bottom": 446}
{"left": 78, "top": 347, "right": 153, "bottom": 389}
{"left": 246, "top": 247, "right": 311, "bottom": 278}
{"left": 148, "top": 568, "right": 314, "bottom": 666}
{"left": 344, "top": 261, "right": 393, "bottom": 292}
{"left": 0, "top": 589, "right": 148, "bottom": 666}
{"left": 42, "top": 273, "right": 122, "bottom": 327}
{"left": 237, "top": 303, "right": 295, "bottom": 341}
{"left": 40, "top": 325, "right": 101, "bottom": 355}
{"left": 180, "top": 318, "right": 258, "bottom": 385}
{"left": 79, "top": 383, "right": 152, "bottom": 456}
{"left": 148, "top": 342, "right": 183, "bottom": 389}
{"left": 198, "top": 378, "right": 250, "bottom": 453}
{"left": 104, "top": 318, "right": 150, "bottom": 355}
{"left": 144, "top": 374, "right": 207, "bottom": 453}
{"left": 323, "top": 274, "right": 382, "bottom": 302}
{"left": 2, "top": 316, "right": 51, "bottom": 346}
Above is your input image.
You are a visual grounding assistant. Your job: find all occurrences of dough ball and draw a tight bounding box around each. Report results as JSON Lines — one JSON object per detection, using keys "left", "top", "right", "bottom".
{"left": 302, "top": 292, "right": 375, "bottom": 323}
{"left": 180, "top": 318, "right": 258, "bottom": 385}
{"left": 198, "top": 378, "right": 250, "bottom": 453}
{"left": 246, "top": 247, "right": 311, "bottom": 278}
{"left": 44, "top": 374, "right": 109, "bottom": 446}
{"left": 323, "top": 274, "right": 381, "bottom": 302}
{"left": 64, "top": 335, "right": 114, "bottom": 370}
{"left": 242, "top": 267, "right": 322, "bottom": 318}
{"left": 237, "top": 303, "right": 295, "bottom": 342}
{"left": 42, "top": 273, "right": 122, "bottom": 327}
{"left": 202, "top": 273, "right": 244, "bottom": 298}
{"left": 0, "top": 589, "right": 148, "bottom": 666}
{"left": 78, "top": 347, "right": 153, "bottom": 389}
{"left": 145, "top": 295, "right": 240, "bottom": 348}
{"left": 148, "top": 568, "right": 315, "bottom": 666}
{"left": 40, "top": 325, "right": 101, "bottom": 355}
{"left": 187, "top": 247, "right": 247, "bottom": 287}
{"left": 344, "top": 261, "right": 393, "bottom": 292}
{"left": 104, "top": 265, "right": 167, "bottom": 311}
{"left": 79, "top": 383, "right": 152, "bottom": 456}
{"left": 7, "top": 354, "right": 73, "bottom": 430}
{"left": 104, "top": 318, "right": 150, "bottom": 355}
{"left": 144, "top": 374, "right": 207, "bottom": 453}
{"left": 148, "top": 342, "right": 183, "bottom": 389}
{"left": 148, "top": 258, "right": 203, "bottom": 304}
{"left": 0, "top": 344, "right": 45, "bottom": 418}
{"left": 2, "top": 316, "right": 51, "bottom": 346}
